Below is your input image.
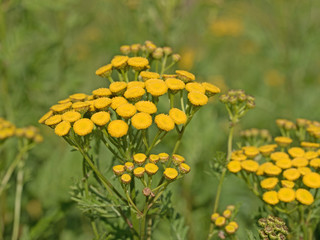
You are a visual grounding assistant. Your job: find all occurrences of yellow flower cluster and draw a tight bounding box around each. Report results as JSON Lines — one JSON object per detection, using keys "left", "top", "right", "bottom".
{"left": 112, "top": 152, "right": 191, "bottom": 185}
{"left": 0, "top": 117, "right": 43, "bottom": 143}
{"left": 228, "top": 118, "right": 320, "bottom": 208}
{"left": 210, "top": 205, "right": 239, "bottom": 236}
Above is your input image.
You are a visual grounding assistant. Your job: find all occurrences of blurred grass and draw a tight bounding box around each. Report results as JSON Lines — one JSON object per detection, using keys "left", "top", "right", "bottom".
{"left": 1, "top": 0, "right": 320, "bottom": 239}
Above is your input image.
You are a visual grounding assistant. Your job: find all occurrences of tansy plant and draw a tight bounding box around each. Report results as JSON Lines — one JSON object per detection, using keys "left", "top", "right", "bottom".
{"left": 39, "top": 41, "right": 220, "bottom": 239}
{"left": 227, "top": 118, "right": 320, "bottom": 239}
{"left": 207, "top": 89, "right": 256, "bottom": 240}
{"left": 0, "top": 117, "right": 42, "bottom": 240}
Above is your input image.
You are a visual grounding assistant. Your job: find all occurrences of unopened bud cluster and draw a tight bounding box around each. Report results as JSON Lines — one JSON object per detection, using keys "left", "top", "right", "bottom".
{"left": 258, "top": 215, "right": 288, "bottom": 240}
{"left": 240, "top": 128, "right": 272, "bottom": 146}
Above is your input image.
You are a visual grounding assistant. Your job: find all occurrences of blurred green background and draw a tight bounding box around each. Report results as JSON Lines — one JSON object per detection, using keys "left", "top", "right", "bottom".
{"left": 1, "top": 0, "right": 320, "bottom": 239}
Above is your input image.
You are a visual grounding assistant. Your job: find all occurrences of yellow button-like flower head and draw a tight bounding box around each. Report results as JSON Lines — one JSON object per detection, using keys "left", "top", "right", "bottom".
{"left": 176, "top": 70, "right": 195, "bottom": 82}
{"left": 145, "top": 79, "right": 168, "bottom": 97}
{"left": 62, "top": 111, "right": 81, "bottom": 123}
{"left": 124, "top": 87, "right": 145, "bottom": 101}
{"left": 113, "top": 165, "right": 125, "bottom": 175}
{"left": 133, "top": 153, "right": 147, "bottom": 165}
{"left": 165, "top": 78, "right": 185, "bottom": 93}
{"left": 202, "top": 82, "right": 221, "bottom": 97}
{"left": 179, "top": 163, "right": 191, "bottom": 174}
{"left": 128, "top": 57, "right": 149, "bottom": 71}
{"left": 303, "top": 172, "right": 320, "bottom": 188}
{"left": 135, "top": 101, "right": 157, "bottom": 114}
{"left": 111, "top": 55, "right": 129, "bottom": 69}
{"left": 241, "top": 160, "right": 259, "bottom": 172}
{"left": 263, "top": 191, "right": 279, "bottom": 205}
{"left": 264, "top": 164, "right": 282, "bottom": 176}
{"left": 169, "top": 108, "right": 187, "bottom": 125}
{"left": 140, "top": 71, "right": 160, "bottom": 81}
{"left": 292, "top": 157, "right": 308, "bottom": 168}
{"left": 188, "top": 92, "right": 208, "bottom": 106}
{"left": 164, "top": 168, "right": 178, "bottom": 180}
{"left": 95, "top": 64, "right": 112, "bottom": 77}
{"left": 91, "top": 111, "right": 110, "bottom": 126}
{"left": 121, "top": 174, "right": 132, "bottom": 184}
{"left": 69, "top": 93, "right": 87, "bottom": 102}
{"left": 133, "top": 167, "right": 145, "bottom": 178}
{"left": 45, "top": 115, "right": 62, "bottom": 127}
{"left": 275, "top": 136, "right": 293, "bottom": 147}
{"left": 215, "top": 216, "right": 226, "bottom": 227}
{"left": 283, "top": 168, "right": 300, "bottom": 181}
{"left": 39, "top": 111, "right": 53, "bottom": 124}
{"left": 270, "top": 152, "right": 289, "bottom": 162}
{"left": 54, "top": 121, "right": 71, "bottom": 136}
{"left": 109, "top": 82, "right": 127, "bottom": 95}
{"left": 149, "top": 154, "right": 159, "bottom": 163}
{"left": 159, "top": 153, "right": 169, "bottom": 163}
{"left": 155, "top": 114, "right": 175, "bottom": 131}
{"left": 278, "top": 188, "right": 295, "bottom": 203}
{"left": 92, "top": 88, "right": 112, "bottom": 98}
{"left": 107, "top": 120, "right": 128, "bottom": 138}
{"left": 131, "top": 112, "right": 152, "bottom": 130}
{"left": 145, "top": 163, "right": 159, "bottom": 175}
{"left": 276, "top": 158, "right": 292, "bottom": 169}
{"left": 227, "top": 161, "right": 241, "bottom": 173}
{"left": 296, "top": 188, "right": 314, "bottom": 205}
{"left": 50, "top": 102, "right": 72, "bottom": 113}
{"left": 260, "top": 177, "right": 278, "bottom": 190}
{"left": 116, "top": 103, "right": 136, "bottom": 119}
{"left": 111, "top": 96, "right": 128, "bottom": 110}
{"left": 288, "top": 147, "right": 305, "bottom": 158}
{"left": 73, "top": 118, "right": 94, "bottom": 136}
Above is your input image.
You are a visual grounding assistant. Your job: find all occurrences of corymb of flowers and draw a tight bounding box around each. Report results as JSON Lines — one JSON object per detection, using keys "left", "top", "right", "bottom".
{"left": 39, "top": 41, "right": 220, "bottom": 239}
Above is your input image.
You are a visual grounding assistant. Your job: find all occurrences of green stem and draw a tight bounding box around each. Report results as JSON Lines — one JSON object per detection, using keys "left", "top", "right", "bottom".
{"left": 78, "top": 148, "right": 127, "bottom": 204}
{"left": 160, "top": 55, "right": 168, "bottom": 75}
{"left": 180, "top": 91, "right": 185, "bottom": 112}
{"left": 125, "top": 190, "right": 142, "bottom": 215}
{"left": 145, "top": 130, "right": 162, "bottom": 155}
{"left": 207, "top": 125, "right": 234, "bottom": 240}
{"left": 11, "top": 161, "right": 24, "bottom": 240}
{"left": 91, "top": 220, "right": 99, "bottom": 240}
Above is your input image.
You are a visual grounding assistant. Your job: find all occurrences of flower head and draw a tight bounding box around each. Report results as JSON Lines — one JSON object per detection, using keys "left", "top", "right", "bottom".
{"left": 185, "top": 82, "right": 205, "bottom": 94}
{"left": 227, "top": 161, "right": 241, "bottom": 173}
{"left": 116, "top": 103, "right": 136, "bottom": 119}
{"left": 92, "top": 88, "right": 112, "bottom": 98}
{"left": 107, "top": 120, "right": 128, "bottom": 138}
{"left": 125, "top": 162, "right": 134, "bottom": 172}
{"left": 260, "top": 178, "right": 278, "bottom": 190}
{"left": 145, "top": 79, "right": 168, "bottom": 97}
{"left": 73, "top": 118, "right": 94, "bottom": 136}
{"left": 276, "top": 158, "right": 292, "bottom": 169}
{"left": 169, "top": 108, "right": 187, "bottom": 125}
{"left": 50, "top": 102, "right": 72, "bottom": 113}
{"left": 69, "top": 93, "right": 87, "bottom": 102}
{"left": 270, "top": 152, "right": 289, "bottom": 162}
{"left": 149, "top": 154, "right": 159, "bottom": 163}
{"left": 281, "top": 180, "right": 295, "bottom": 188}
{"left": 109, "top": 82, "right": 127, "bottom": 95}
{"left": 164, "top": 168, "right": 178, "bottom": 180}
{"left": 172, "top": 154, "right": 185, "bottom": 165}
{"left": 111, "top": 96, "right": 128, "bottom": 110}
{"left": 176, "top": 70, "right": 195, "bottom": 82}
{"left": 135, "top": 101, "right": 157, "bottom": 114}
{"left": 140, "top": 71, "right": 160, "bottom": 81}
{"left": 145, "top": 163, "right": 159, "bottom": 175}
{"left": 159, "top": 153, "right": 169, "bottom": 163}
{"left": 303, "top": 172, "right": 320, "bottom": 188}
{"left": 133, "top": 153, "right": 147, "bottom": 165}
{"left": 39, "top": 111, "right": 53, "bottom": 124}
{"left": 275, "top": 136, "right": 293, "bottom": 147}
{"left": 278, "top": 188, "right": 295, "bottom": 202}
{"left": 188, "top": 92, "right": 208, "bottom": 106}
{"left": 62, "top": 111, "right": 81, "bottom": 123}
{"left": 131, "top": 112, "right": 152, "bottom": 130}
{"left": 133, "top": 167, "right": 145, "bottom": 178}
{"left": 283, "top": 168, "right": 300, "bottom": 181}
{"left": 91, "top": 111, "right": 110, "bottom": 126}
{"left": 296, "top": 188, "right": 314, "bottom": 205}
{"left": 127, "top": 81, "right": 145, "bottom": 89}
{"left": 111, "top": 55, "right": 129, "bottom": 69}
{"left": 95, "top": 64, "right": 112, "bottom": 77}
{"left": 215, "top": 216, "right": 226, "bottom": 227}
{"left": 45, "top": 115, "right": 62, "bottom": 127}
{"left": 113, "top": 165, "right": 125, "bottom": 175}
{"left": 263, "top": 191, "right": 279, "bottom": 205}
{"left": 288, "top": 147, "right": 305, "bottom": 158}
{"left": 241, "top": 160, "right": 259, "bottom": 172}
{"left": 124, "top": 87, "right": 145, "bottom": 101}
{"left": 179, "top": 163, "right": 191, "bottom": 173}
{"left": 310, "top": 158, "right": 320, "bottom": 169}
{"left": 202, "top": 82, "right": 221, "bottom": 97}
{"left": 243, "top": 146, "right": 259, "bottom": 158}
{"left": 72, "top": 101, "right": 90, "bottom": 113}
{"left": 128, "top": 57, "right": 149, "bottom": 71}
{"left": 291, "top": 157, "right": 308, "bottom": 168}
{"left": 165, "top": 78, "right": 185, "bottom": 93}
{"left": 94, "top": 97, "right": 112, "bottom": 110}
{"left": 54, "top": 121, "right": 71, "bottom": 136}
{"left": 121, "top": 174, "right": 132, "bottom": 184}
{"left": 264, "top": 164, "right": 282, "bottom": 176}
{"left": 225, "top": 225, "right": 236, "bottom": 234}
{"left": 155, "top": 114, "right": 175, "bottom": 131}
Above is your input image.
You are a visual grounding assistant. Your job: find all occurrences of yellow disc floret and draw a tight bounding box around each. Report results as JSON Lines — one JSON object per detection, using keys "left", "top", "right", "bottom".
{"left": 283, "top": 168, "right": 301, "bottom": 181}
{"left": 165, "top": 78, "right": 185, "bottom": 93}
{"left": 124, "top": 87, "right": 145, "bottom": 101}
{"left": 241, "top": 160, "right": 259, "bottom": 172}
{"left": 145, "top": 163, "right": 159, "bottom": 175}
{"left": 133, "top": 153, "right": 147, "bottom": 165}
{"left": 227, "top": 161, "right": 241, "bottom": 173}
{"left": 260, "top": 178, "right": 278, "bottom": 190}
{"left": 140, "top": 71, "right": 160, "bottom": 81}
{"left": 95, "top": 64, "right": 112, "bottom": 77}
{"left": 202, "top": 82, "right": 221, "bottom": 97}
{"left": 128, "top": 57, "right": 149, "bottom": 71}
{"left": 92, "top": 88, "right": 112, "bottom": 98}
{"left": 121, "top": 174, "right": 132, "bottom": 184}
{"left": 62, "top": 111, "right": 81, "bottom": 123}
{"left": 45, "top": 115, "right": 62, "bottom": 127}
{"left": 109, "top": 82, "right": 127, "bottom": 95}
{"left": 111, "top": 55, "right": 129, "bottom": 69}
{"left": 111, "top": 96, "right": 128, "bottom": 110}
{"left": 176, "top": 70, "right": 195, "bottom": 82}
